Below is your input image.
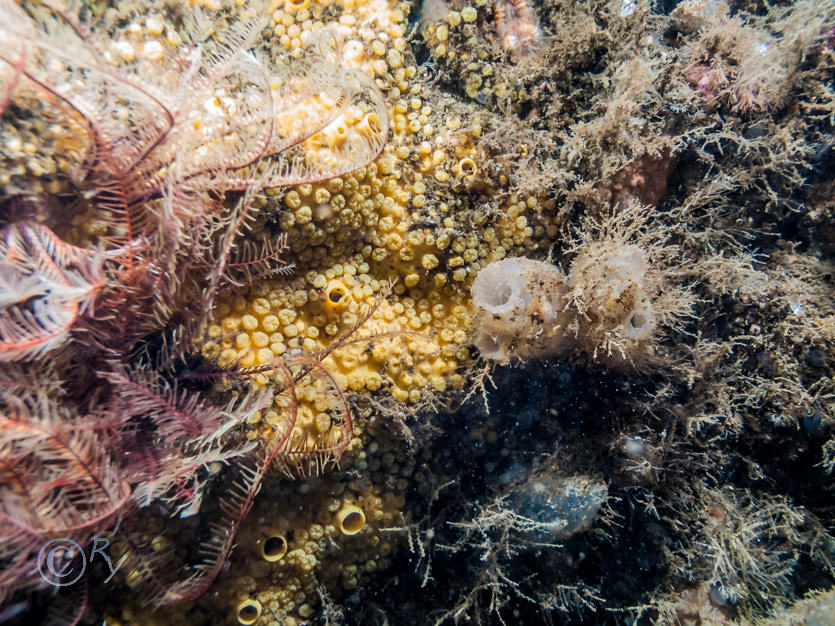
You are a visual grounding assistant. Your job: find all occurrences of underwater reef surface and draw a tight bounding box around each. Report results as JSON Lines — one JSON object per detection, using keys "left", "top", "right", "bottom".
{"left": 0, "top": 0, "right": 834, "bottom": 624}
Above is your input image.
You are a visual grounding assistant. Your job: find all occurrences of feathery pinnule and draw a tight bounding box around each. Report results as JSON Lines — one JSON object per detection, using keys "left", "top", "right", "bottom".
{"left": 0, "top": 0, "right": 388, "bottom": 355}
{"left": 0, "top": 390, "right": 131, "bottom": 594}
{"left": 0, "top": 0, "right": 389, "bottom": 611}
{"left": 0, "top": 221, "right": 105, "bottom": 361}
